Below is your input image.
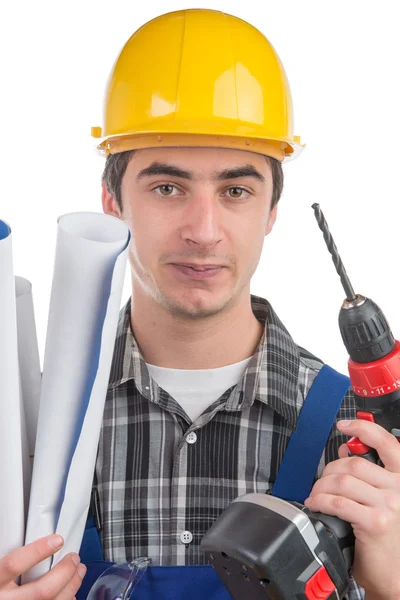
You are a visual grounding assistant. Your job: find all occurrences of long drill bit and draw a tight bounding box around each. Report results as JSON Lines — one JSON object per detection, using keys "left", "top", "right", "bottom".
{"left": 312, "top": 203, "right": 356, "bottom": 301}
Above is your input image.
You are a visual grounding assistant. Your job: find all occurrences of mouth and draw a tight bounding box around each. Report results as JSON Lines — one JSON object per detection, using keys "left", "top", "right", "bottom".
{"left": 170, "top": 264, "right": 226, "bottom": 280}
{"left": 175, "top": 264, "right": 225, "bottom": 271}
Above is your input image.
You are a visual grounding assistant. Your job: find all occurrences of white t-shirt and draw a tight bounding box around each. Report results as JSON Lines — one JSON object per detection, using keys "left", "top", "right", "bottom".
{"left": 145, "top": 357, "right": 252, "bottom": 422}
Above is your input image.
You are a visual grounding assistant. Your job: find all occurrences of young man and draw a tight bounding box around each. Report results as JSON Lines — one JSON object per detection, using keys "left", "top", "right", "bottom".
{"left": 1, "top": 8, "right": 399, "bottom": 600}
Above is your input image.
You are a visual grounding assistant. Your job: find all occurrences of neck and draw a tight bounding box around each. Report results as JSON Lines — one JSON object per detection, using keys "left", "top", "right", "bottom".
{"left": 130, "top": 285, "right": 265, "bottom": 370}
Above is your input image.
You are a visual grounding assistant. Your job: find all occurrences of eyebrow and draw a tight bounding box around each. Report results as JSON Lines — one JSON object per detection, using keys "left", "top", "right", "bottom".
{"left": 136, "top": 162, "right": 193, "bottom": 181}
{"left": 215, "top": 166, "right": 266, "bottom": 183}
{"left": 136, "top": 161, "right": 266, "bottom": 183}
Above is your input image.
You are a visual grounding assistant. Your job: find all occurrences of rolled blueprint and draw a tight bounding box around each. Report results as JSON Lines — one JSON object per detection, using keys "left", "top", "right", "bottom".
{"left": 15, "top": 276, "right": 42, "bottom": 458}
{"left": 24, "top": 212, "right": 130, "bottom": 581}
{"left": 0, "top": 219, "right": 25, "bottom": 557}
{"left": 15, "top": 276, "right": 42, "bottom": 522}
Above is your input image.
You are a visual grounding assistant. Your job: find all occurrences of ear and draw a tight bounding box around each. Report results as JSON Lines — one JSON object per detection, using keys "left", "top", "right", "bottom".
{"left": 265, "top": 203, "right": 278, "bottom": 236}
{"left": 101, "top": 182, "right": 122, "bottom": 219}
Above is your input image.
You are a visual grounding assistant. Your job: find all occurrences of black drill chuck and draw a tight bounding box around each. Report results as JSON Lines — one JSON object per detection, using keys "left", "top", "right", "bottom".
{"left": 339, "top": 295, "right": 395, "bottom": 363}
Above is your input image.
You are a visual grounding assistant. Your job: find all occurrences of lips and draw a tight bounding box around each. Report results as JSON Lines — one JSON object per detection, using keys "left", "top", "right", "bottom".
{"left": 174, "top": 264, "right": 224, "bottom": 271}
{"left": 170, "top": 264, "right": 225, "bottom": 280}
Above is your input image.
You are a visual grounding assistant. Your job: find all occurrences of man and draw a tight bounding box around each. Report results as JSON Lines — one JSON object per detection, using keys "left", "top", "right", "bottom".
{"left": 1, "top": 8, "right": 399, "bottom": 600}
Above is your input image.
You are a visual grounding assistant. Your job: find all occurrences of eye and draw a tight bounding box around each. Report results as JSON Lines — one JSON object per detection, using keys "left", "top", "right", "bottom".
{"left": 226, "top": 187, "right": 249, "bottom": 200}
{"left": 154, "top": 184, "right": 177, "bottom": 196}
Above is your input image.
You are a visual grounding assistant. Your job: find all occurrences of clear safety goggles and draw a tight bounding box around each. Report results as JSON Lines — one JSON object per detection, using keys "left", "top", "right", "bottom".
{"left": 87, "top": 557, "right": 151, "bottom": 600}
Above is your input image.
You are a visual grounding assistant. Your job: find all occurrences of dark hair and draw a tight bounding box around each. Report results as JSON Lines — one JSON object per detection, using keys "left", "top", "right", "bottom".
{"left": 102, "top": 150, "right": 283, "bottom": 211}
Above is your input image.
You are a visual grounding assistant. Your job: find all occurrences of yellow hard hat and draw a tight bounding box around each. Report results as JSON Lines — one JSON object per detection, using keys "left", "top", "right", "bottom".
{"left": 92, "top": 9, "right": 304, "bottom": 162}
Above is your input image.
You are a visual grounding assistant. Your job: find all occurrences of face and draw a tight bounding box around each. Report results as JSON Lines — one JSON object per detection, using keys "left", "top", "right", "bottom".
{"left": 102, "top": 146, "right": 278, "bottom": 320}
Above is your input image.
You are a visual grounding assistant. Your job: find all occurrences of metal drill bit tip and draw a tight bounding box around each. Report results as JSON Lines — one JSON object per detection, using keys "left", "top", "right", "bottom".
{"left": 311, "top": 204, "right": 356, "bottom": 301}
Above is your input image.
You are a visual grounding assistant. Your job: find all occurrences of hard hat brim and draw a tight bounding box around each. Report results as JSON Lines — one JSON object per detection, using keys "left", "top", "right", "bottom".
{"left": 94, "top": 132, "right": 305, "bottom": 163}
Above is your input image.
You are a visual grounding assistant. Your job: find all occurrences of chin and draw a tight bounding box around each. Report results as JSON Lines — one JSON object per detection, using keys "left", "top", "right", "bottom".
{"left": 159, "top": 288, "right": 231, "bottom": 319}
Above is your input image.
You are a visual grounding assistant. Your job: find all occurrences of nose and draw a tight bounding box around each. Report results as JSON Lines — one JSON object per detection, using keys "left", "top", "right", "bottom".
{"left": 180, "top": 191, "right": 223, "bottom": 248}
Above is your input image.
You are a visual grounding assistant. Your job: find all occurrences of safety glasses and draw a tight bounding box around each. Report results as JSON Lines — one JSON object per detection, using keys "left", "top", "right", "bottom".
{"left": 87, "top": 557, "right": 151, "bottom": 600}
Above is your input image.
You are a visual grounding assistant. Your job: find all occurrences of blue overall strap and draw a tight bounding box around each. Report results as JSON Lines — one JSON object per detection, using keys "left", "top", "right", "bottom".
{"left": 271, "top": 364, "right": 350, "bottom": 504}
{"left": 79, "top": 517, "right": 104, "bottom": 563}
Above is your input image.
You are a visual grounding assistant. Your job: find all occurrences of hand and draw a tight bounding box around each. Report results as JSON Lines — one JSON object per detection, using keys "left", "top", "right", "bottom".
{"left": 0, "top": 534, "right": 86, "bottom": 599}
{"left": 304, "top": 419, "right": 400, "bottom": 599}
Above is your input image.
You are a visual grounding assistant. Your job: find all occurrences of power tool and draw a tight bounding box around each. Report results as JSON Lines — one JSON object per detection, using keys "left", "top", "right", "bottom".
{"left": 312, "top": 203, "right": 400, "bottom": 461}
{"left": 201, "top": 204, "right": 400, "bottom": 599}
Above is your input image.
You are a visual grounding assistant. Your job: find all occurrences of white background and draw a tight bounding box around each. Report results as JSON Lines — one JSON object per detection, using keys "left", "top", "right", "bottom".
{"left": 0, "top": 0, "right": 399, "bottom": 374}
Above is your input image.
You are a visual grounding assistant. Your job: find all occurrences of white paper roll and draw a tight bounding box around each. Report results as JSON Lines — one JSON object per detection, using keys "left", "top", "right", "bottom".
{"left": 15, "top": 276, "right": 42, "bottom": 525}
{"left": 15, "top": 276, "right": 42, "bottom": 460}
{"left": 24, "top": 212, "right": 130, "bottom": 581}
{"left": 0, "top": 219, "right": 25, "bottom": 557}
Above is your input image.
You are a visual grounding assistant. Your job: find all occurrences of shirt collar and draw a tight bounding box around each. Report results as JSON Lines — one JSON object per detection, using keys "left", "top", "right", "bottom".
{"left": 107, "top": 294, "right": 300, "bottom": 429}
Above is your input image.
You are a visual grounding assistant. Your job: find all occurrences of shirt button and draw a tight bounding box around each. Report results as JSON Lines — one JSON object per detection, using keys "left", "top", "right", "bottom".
{"left": 180, "top": 530, "right": 193, "bottom": 544}
{"left": 186, "top": 432, "right": 197, "bottom": 444}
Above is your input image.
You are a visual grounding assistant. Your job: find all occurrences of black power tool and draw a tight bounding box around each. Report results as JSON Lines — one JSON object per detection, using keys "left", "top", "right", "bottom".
{"left": 201, "top": 493, "right": 354, "bottom": 599}
{"left": 201, "top": 204, "right": 400, "bottom": 599}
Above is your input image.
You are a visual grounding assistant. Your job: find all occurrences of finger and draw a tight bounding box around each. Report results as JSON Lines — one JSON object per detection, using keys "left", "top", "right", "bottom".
{"left": 337, "top": 420, "right": 400, "bottom": 472}
{"left": 18, "top": 553, "right": 80, "bottom": 600}
{"left": 338, "top": 443, "right": 350, "bottom": 459}
{"left": 304, "top": 493, "right": 370, "bottom": 527}
{"left": 54, "top": 563, "right": 86, "bottom": 600}
{"left": 0, "top": 535, "right": 64, "bottom": 587}
{"left": 311, "top": 473, "right": 383, "bottom": 507}
{"left": 324, "top": 454, "right": 400, "bottom": 489}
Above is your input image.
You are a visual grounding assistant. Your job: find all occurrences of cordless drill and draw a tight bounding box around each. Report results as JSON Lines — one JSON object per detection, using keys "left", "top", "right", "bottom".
{"left": 200, "top": 205, "right": 400, "bottom": 599}
{"left": 312, "top": 203, "right": 400, "bottom": 461}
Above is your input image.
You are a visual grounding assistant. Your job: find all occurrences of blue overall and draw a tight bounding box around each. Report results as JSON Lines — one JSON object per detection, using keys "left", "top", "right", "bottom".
{"left": 77, "top": 365, "right": 350, "bottom": 600}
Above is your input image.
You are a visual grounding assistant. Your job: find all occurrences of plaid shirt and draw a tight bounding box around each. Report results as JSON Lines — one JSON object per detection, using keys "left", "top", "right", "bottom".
{"left": 95, "top": 294, "right": 364, "bottom": 599}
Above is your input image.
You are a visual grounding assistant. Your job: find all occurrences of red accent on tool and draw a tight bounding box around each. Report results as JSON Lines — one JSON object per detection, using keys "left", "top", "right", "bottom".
{"left": 347, "top": 412, "right": 375, "bottom": 454}
{"left": 305, "top": 565, "right": 336, "bottom": 599}
{"left": 348, "top": 340, "right": 400, "bottom": 397}
{"left": 347, "top": 437, "right": 370, "bottom": 455}
{"left": 356, "top": 412, "right": 375, "bottom": 422}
